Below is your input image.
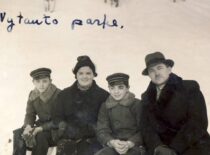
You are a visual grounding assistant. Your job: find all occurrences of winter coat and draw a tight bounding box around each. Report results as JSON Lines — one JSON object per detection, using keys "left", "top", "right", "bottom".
{"left": 24, "top": 84, "right": 61, "bottom": 131}
{"left": 97, "top": 92, "right": 143, "bottom": 146}
{"left": 141, "top": 73, "right": 210, "bottom": 155}
{"left": 53, "top": 80, "right": 109, "bottom": 140}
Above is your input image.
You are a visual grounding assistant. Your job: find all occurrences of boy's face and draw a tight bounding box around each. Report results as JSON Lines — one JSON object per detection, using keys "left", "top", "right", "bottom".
{"left": 148, "top": 63, "right": 171, "bottom": 88}
{"left": 33, "top": 77, "right": 51, "bottom": 93}
{"left": 108, "top": 84, "right": 128, "bottom": 101}
{"left": 76, "top": 66, "right": 94, "bottom": 87}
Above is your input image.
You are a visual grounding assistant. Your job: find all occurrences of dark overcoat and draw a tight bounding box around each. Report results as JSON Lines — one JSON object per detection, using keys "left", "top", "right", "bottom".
{"left": 141, "top": 73, "right": 210, "bottom": 155}
{"left": 53, "top": 80, "right": 109, "bottom": 140}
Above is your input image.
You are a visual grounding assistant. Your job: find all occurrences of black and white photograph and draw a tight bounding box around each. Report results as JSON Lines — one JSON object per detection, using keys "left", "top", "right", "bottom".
{"left": 1, "top": 0, "right": 210, "bottom": 155}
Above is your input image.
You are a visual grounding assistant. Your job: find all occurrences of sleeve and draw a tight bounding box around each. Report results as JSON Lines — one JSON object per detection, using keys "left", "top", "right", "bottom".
{"left": 96, "top": 102, "right": 114, "bottom": 145}
{"left": 128, "top": 100, "right": 144, "bottom": 146}
{"left": 24, "top": 93, "right": 37, "bottom": 127}
{"left": 52, "top": 92, "right": 66, "bottom": 126}
{"left": 41, "top": 121, "right": 54, "bottom": 131}
{"left": 169, "top": 81, "right": 208, "bottom": 154}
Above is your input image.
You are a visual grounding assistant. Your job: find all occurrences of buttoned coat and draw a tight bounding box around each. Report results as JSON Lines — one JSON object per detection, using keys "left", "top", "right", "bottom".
{"left": 141, "top": 73, "right": 210, "bottom": 155}
{"left": 97, "top": 92, "right": 143, "bottom": 146}
{"left": 24, "top": 84, "right": 61, "bottom": 130}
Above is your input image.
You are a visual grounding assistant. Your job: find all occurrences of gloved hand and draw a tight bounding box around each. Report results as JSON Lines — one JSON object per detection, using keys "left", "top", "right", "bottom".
{"left": 22, "top": 125, "right": 33, "bottom": 136}
{"left": 32, "top": 127, "right": 43, "bottom": 136}
{"left": 154, "top": 145, "right": 177, "bottom": 155}
{"left": 22, "top": 127, "right": 36, "bottom": 148}
{"left": 22, "top": 134, "right": 36, "bottom": 148}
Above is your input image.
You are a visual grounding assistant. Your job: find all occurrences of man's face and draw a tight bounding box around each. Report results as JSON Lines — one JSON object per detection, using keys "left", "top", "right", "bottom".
{"left": 108, "top": 84, "right": 128, "bottom": 101}
{"left": 148, "top": 63, "right": 171, "bottom": 87}
{"left": 33, "top": 77, "right": 51, "bottom": 93}
{"left": 76, "top": 66, "right": 94, "bottom": 87}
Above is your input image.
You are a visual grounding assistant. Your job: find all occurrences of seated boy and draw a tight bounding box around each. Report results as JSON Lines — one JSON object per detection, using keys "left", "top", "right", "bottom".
{"left": 96, "top": 73, "right": 145, "bottom": 155}
{"left": 13, "top": 68, "right": 60, "bottom": 155}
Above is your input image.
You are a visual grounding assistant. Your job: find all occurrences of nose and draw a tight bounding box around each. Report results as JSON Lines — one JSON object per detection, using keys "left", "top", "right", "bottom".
{"left": 113, "top": 88, "right": 119, "bottom": 94}
{"left": 154, "top": 70, "right": 160, "bottom": 76}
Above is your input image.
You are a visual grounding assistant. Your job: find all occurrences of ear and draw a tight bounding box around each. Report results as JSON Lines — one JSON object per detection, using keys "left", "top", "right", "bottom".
{"left": 167, "top": 66, "right": 172, "bottom": 73}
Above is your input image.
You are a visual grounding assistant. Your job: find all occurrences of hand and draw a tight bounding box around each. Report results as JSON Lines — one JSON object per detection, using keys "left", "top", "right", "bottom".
{"left": 109, "top": 140, "right": 129, "bottom": 154}
{"left": 126, "top": 141, "right": 135, "bottom": 149}
{"left": 154, "top": 145, "right": 177, "bottom": 155}
{"left": 32, "top": 127, "right": 43, "bottom": 136}
{"left": 22, "top": 125, "right": 33, "bottom": 136}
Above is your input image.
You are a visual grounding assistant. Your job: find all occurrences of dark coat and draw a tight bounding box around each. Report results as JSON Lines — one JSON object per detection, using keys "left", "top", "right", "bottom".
{"left": 53, "top": 80, "right": 109, "bottom": 140}
{"left": 141, "top": 73, "right": 210, "bottom": 155}
{"left": 97, "top": 92, "right": 143, "bottom": 146}
{"left": 24, "top": 84, "right": 61, "bottom": 130}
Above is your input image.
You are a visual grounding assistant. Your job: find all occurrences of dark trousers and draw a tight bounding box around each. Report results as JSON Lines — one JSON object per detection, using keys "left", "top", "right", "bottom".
{"left": 56, "top": 138, "right": 102, "bottom": 155}
{"left": 13, "top": 128, "right": 56, "bottom": 155}
{"left": 95, "top": 146, "right": 144, "bottom": 155}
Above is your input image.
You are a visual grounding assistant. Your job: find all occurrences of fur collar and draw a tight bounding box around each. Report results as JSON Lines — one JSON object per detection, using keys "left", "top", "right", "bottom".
{"left": 29, "top": 84, "right": 57, "bottom": 103}
{"left": 105, "top": 92, "right": 135, "bottom": 109}
{"left": 142, "top": 73, "right": 183, "bottom": 109}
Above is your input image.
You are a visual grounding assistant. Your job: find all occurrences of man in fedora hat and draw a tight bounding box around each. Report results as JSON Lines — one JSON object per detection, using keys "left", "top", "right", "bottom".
{"left": 140, "top": 52, "right": 210, "bottom": 155}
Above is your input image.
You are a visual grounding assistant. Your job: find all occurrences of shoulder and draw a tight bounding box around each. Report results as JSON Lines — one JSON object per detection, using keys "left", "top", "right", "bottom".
{"left": 182, "top": 80, "right": 200, "bottom": 91}
{"left": 59, "top": 84, "right": 75, "bottom": 96}
{"left": 93, "top": 83, "right": 109, "bottom": 99}
{"left": 131, "top": 98, "right": 143, "bottom": 108}
{"left": 94, "top": 83, "right": 109, "bottom": 94}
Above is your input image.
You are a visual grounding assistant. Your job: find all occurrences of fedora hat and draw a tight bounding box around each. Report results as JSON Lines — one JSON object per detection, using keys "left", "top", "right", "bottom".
{"left": 142, "top": 52, "right": 174, "bottom": 75}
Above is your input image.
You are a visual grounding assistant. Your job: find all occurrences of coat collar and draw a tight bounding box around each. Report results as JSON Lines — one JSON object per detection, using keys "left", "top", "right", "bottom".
{"left": 105, "top": 92, "right": 135, "bottom": 109}
{"left": 29, "top": 83, "right": 57, "bottom": 103}
{"left": 142, "top": 73, "right": 183, "bottom": 108}
{"left": 72, "top": 80, "right": 97, "bottom": 92}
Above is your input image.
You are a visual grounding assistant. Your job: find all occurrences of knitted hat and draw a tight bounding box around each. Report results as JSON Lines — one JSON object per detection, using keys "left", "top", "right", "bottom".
{"left": 73, "top": 55, "right": 97, "bottom": 76}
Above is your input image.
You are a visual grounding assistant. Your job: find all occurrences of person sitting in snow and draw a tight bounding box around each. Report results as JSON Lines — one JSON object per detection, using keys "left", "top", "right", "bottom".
{"left": 96, "top": 73, "right": 146, "bottom": 155}
{"left": 13, "top": 67, "right": 60, "bottom": 155}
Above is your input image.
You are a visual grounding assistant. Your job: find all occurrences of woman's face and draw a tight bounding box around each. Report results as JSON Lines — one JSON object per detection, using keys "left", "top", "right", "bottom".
{"left": 76, "top": 66, "right": 94, "bottom": 87}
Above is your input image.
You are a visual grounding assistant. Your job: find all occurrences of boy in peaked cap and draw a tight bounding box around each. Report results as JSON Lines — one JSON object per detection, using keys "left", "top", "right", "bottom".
{"left": 96, "top": 73, "right": 145, "bottom": 155}
{"left": 13, "top": 67, "right": 61, "bottom": 155}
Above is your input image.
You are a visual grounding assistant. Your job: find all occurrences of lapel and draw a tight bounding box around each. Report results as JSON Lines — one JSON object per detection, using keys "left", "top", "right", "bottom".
{"left": 143, "top": 73, "right": 183, "bottom": 111}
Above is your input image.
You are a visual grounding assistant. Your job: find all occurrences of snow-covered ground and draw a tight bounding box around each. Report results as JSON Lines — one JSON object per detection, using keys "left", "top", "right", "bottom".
{"left": 1, "top": 0, "right": 210, "bottom": 154}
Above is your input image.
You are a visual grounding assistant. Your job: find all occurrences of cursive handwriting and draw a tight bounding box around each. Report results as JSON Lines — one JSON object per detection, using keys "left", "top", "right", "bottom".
{"left": 71, "top": 14, "right": 124, "bottom": 30}
{"left": 0, "top": 11, "right": 124, "bottom": 32}
{"left": 0, "top": 12, "right": 58, "bottom": 32}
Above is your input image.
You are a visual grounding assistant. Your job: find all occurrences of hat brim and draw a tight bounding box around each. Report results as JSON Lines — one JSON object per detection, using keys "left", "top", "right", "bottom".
{"left": 142, "top": 59, "right": 174, "bottom": 76}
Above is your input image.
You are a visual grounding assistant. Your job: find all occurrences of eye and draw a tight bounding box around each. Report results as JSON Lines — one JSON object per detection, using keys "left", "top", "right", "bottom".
{"left": 118, "top": 85, "right": 125, "bottom": 89}
{"left": 148, "top": 69, "right": 154, "bottom": 73}
{"left": 157, "top": 66, "right": 163, "bottom": 70}
{"left": 109, "top": 87, "right": 114, "bottom": 90}
{"left": 78, "top": 72, "right": 83, "bottom": 75}
{"left": 86, "top": 72, "right": 91, "bottom": 75}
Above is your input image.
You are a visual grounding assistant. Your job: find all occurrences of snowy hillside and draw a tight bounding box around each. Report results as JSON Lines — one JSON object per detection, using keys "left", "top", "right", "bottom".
{"left": 1, "top": 0, "right": 210, "bottom": 154}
